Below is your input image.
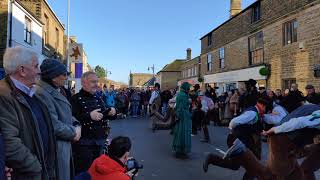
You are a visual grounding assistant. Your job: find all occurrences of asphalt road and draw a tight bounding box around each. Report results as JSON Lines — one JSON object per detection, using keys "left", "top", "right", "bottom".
{"left": 109, "top": 116, "right": 319, "bottom": 180}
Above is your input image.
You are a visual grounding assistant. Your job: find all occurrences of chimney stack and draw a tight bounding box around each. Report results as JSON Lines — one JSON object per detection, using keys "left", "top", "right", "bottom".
{"left": 230, "top": 0, "right": 242, "bottom": 18}
{"left": 186, "top": 48, "right": 192, "bottom": 60}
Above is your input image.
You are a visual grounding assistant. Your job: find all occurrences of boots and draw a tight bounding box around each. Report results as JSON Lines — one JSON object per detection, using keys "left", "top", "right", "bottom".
{"left": 203, "top": 138, "right": 245, "bottom": 173}
{"left": 203, "top": 153, "right": 240, "bottom": 172}
{"left": 232, "top": 150, "right": 272, "bottom": 180}
{"left": 201, "top": 126, "right": 210, "bottom": 143}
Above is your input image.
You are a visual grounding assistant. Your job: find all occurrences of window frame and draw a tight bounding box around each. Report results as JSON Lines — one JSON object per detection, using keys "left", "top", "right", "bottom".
{"left": 43, "top": 14, "right": 49, "bottom": 47}
{"left": 24, "top": 16, "right": 32, "bottom": 44}
{"left": 207, "top": 53, "right": 212, "bottom": 72}
{"left": 55, "top": 28, "right": 59, "bottom": 50}
{"left": 219, "top": 48, "right": 225, "bottom": 69}
{"left": 251, "top": 1, "right": 261, "bottom": 23}
{"left": 248, "top": 31, "right": 264, "bottom": 65}
{"left": 207, "top": 33, "right": 212, "bottom": 47}
{"left": 283, "top": 19, "right": 298, "bottom": 46}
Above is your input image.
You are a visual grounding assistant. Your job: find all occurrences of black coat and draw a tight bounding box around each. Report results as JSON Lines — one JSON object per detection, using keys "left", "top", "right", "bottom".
{"left": 305, "top": 93, "right": 320, "bottom": 105}
{"left": 71, "top": 89, "right": 111, "bottom": 143}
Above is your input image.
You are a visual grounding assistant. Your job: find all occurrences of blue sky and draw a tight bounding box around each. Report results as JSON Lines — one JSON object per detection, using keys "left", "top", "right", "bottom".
{"left": 48, "top": 0, "right": 256, "bottom": 84}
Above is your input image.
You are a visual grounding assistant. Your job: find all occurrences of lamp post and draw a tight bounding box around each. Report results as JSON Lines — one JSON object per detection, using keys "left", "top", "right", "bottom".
{"left": 66, "top": 0, "right": 70, "bottom": 72}
{"left": 148, "top": 64, "right": 155, "bottom": 77}
{"left": 105, "top": 67, "right": 112, "bottom": 80}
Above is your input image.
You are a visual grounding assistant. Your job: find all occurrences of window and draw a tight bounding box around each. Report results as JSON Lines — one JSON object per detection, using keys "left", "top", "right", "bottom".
{"left": 55, "top": 28, "right": 59, "bottom": 49}
{"left": 44, "top": 14, "right": 49, "bottom": 46}
{"left": 283, "top": 78, "right": 296, "bottom": 90}
{"left": 24, "top": 17, "right": 31, "bottom": 44}
{"left": 251, "top": 1, "right": 261, "bottom": 23}
{"left": 194, "top": 66, "right": 197, "bottom": 76}
{"left": 283, "top": 20, "right": 298, "bottom": 46}
{"left": 207, "top": 53, "right": 212, "bottom": 72}
{"left": 188, "top": 69, "right": 191, "bottom": 77}
{"left": 219, "top": 48, "right": 225, "bottom": 69}
{"left": 249, "top": 32, "right": 264, "bottom": 65}
{"left": 208, "top": 33, "right": 212, "bottom": 46}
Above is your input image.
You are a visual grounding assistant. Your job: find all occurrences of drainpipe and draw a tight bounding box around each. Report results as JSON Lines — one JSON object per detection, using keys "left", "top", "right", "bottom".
{"left": 8, "top": 0, "right": 13, "bottom": 47}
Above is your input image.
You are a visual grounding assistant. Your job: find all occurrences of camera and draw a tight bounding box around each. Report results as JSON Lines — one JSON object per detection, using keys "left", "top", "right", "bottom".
{"left": 126, "top": 158, "right": 143, "bottom": 171}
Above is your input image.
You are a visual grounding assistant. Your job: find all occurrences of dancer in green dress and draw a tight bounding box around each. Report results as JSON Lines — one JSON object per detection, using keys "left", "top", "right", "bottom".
{"left": 172, "top": 82, "right": 192, "bottom": 158}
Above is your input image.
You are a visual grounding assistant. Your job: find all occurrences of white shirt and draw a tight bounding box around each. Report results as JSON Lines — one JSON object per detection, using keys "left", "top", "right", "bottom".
{"left": 229, "top": 110, "right": 258, "bottom": 130}
{"left": 149, "top": 90, "right": 160, "bottom": 105}
{"left": 264, "top": 105, "right": 288, "bottom": 125}
{"left": 274, "top": 110, "right": 320, "bottom": 134}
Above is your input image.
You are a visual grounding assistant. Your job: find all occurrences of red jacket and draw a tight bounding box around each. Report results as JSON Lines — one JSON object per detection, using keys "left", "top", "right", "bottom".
{"left": 88, "top": 155, "right": 130, "bottom": 180}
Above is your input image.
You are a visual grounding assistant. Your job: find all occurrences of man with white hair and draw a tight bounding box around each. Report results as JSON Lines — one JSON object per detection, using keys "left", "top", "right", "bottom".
{"left": 0, "top": 47, "right": 57, "bottom": 180}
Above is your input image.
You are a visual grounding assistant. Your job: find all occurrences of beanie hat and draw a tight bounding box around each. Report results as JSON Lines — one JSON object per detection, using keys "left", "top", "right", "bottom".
{"left": 40, "top": 59, "right": 69, "bottom": 79}
{"left": 180, "top": 82, "right": 191, "bottom": 92}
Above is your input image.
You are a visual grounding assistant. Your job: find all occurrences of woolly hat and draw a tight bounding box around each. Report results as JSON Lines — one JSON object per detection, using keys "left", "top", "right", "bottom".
{"left": 40, "top": 59, "right": 69, "bottom": 79}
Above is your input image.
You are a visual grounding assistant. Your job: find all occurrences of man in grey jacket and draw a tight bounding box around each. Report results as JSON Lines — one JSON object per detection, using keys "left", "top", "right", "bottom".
{"left": 0, "top": 47, "right": 57, "bottom": 180}
{"left": 36, "top": 59, "right": 81, "bottom": 180}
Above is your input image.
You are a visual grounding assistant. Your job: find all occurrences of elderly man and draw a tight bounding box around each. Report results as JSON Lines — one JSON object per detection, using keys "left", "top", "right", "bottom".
{"left": 36, "top": 59, "right": 82, "bottom": 180}
{"left": 71, "top": 71, "right": 116, "bottom": 174}
{"left": 0, "top": 47, "right": 56, "bottom": 180}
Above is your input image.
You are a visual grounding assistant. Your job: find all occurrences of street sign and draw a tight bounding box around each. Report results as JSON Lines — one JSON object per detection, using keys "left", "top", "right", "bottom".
{"left": 69, "top": 43, "right": 83, "bottom": 63}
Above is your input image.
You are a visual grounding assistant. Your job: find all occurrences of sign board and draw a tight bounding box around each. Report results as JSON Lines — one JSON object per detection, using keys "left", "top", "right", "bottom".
{"left": 204, "top": 66, "right": 267, "bottom": 84}
{"left": 68, "top": 43, "right": 83, "bottom": 63}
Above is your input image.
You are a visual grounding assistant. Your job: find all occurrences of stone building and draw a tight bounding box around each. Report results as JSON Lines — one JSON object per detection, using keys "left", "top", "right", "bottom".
{"left": 18, "top": 0, "right": 65, "bottom": 60}
{"left": 200, "top": 0, "right": 320, "bottom": 93}
{"left": 178, "top": 56, "right": 201, "bottom": 87}
{"left": 157, "top": 59, "right": 185, "bottom": 90}
{"left": 129, "top": 73, "right": 153, "bottom": 88}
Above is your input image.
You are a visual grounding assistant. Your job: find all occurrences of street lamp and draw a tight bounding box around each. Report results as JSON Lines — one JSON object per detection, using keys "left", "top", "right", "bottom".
{"left": 105, "top": 67, "right": 112, "bottom": 79}
{"left": 148, "top": 64, "right": 155, "bottom": 77}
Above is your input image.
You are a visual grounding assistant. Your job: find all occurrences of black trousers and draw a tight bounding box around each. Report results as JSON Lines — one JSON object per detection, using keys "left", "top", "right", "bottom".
{"left": 73, "top": 144, "right": 103, "bottom": 175}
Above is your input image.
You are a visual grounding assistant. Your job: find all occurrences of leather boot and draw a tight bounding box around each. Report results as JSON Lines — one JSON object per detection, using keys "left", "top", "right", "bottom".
{"left": 203, "top": 153, "right": 240, "bottom": 173}
{"left": 232, "top": 150, "right": 272, "bottom": 180}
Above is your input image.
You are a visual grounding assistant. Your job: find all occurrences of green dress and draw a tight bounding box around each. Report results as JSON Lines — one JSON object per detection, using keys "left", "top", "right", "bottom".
{"left": 172, "top": 90, "right": 192, "bottom": 154}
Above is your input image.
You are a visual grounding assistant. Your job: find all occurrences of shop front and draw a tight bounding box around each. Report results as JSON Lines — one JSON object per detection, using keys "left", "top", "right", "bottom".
{"left": 177, "top": 77, "right": 201, "bottom": 87}
{"left": 204, "top": 66, "right": 267, "bottom": 95}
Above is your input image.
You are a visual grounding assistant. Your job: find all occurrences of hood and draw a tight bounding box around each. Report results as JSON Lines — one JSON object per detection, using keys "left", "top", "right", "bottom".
{"left": 91, "top": 155, "right": 126, "bottom": 176}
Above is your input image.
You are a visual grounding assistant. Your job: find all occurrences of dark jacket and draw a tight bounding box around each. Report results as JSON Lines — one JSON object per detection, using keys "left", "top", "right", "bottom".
{"left": 161, "top": 90, "right": 173, "bottom": 104}
{"left": 0, "top": 77, "right": 56, "bottom": 180}
{"left": 71, "top": 89, "right": 111, "bottom": 143}
{"left": 281, "top": 90, "right": 305, "bottom": 113}
{"left": 0, "top": 132, "right": 5, "bottom": 180}
{"left": 305, "top": 92, "right": 320, "bottom": 105}
{"left": 88, "top": 155, "right": 129, "bottom": 180}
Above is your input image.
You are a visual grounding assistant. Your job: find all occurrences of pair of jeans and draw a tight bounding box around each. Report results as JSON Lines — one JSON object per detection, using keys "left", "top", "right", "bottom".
{"left": 132, "top": 101, "right": 139, "bottom": 116}
{"left": 162, "top": 103, "right": 168, "bottom": 116}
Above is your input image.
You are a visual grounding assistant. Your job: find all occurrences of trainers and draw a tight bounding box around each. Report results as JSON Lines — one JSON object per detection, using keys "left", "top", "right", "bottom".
{"left": 223, "top": 139, "right": 246, "bottom": 159}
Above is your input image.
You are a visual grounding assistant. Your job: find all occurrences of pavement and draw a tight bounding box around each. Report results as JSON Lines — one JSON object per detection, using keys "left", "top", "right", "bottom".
{"left": 109, "top": 116, "right": 320, "bottom": 180}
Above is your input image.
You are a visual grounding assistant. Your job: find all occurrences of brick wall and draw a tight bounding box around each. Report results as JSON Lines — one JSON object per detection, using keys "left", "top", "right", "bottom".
{"left": 0, "top": 0, "right": 8, "bottom": 67}
{"left": 200, "top": 0, "right": 320, "bottom": 92}
{"left": 130, "top": 74, "right": 153, "bottom": 87}
{"left": 265, "top": 3, "right": 320, "bottom": 91}
{"left": 201, "top": 0, "right": 318, "bottom": 54}
{"left": 160, "top": 71, "right": 181, "bottom": 90}
{"left": 180, "top": 57, "right": 199, "bottom": 80}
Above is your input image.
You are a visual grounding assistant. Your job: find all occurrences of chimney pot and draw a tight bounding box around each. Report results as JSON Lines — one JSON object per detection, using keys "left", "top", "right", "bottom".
{"left": 230, "top": 0, "right": 242, "bottom": 18}
{"left": 186, "top": 48, "right": 192, "bottom": 60}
